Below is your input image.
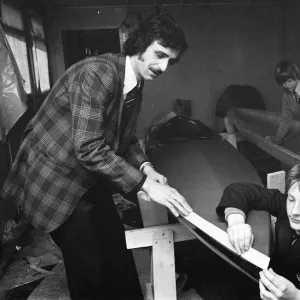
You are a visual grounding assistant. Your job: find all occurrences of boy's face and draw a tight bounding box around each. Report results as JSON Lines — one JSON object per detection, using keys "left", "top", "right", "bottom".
{"left": 287, "top": 182, "right": 300, "bottom": 234}
{"left": 132, "top": 40, "right": 180, "bottom": 81}
{"left": 283, "top": 78, "right": 298, "bottom": 92}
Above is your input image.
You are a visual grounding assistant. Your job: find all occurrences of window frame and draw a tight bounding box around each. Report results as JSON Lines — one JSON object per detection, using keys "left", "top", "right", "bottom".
{"left": 0, "top": 1, "right": 51, "bottom": 97}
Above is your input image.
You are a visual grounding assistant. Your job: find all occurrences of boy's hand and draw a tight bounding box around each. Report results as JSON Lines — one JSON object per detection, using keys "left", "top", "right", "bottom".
{"left": 227, "top": 223, "right": 253, "bottom": 255}
{"left": 259, "top": 268, "right": 300, "bottom": 300}
{"left": 227, "top": 213, "right": 253, "bottom": 255}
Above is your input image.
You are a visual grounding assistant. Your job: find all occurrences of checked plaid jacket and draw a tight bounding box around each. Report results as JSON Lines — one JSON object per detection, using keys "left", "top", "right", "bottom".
{"left": 1, "top": 53, "right": 148, "bottom": 233}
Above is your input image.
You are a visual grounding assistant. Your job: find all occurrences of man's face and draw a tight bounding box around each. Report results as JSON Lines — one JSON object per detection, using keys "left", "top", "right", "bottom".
{"left": 283, "top": 78, "right": 298, "bottom": 92}
{"left": 287, "top": 182, "right": 300, "bottom": 234}
{"left": 133, "top": 41, "right": 180, "bottom": 81}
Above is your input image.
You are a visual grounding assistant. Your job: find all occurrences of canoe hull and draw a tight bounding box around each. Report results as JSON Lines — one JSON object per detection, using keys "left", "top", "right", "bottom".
{"left": 149, "top": 138, "right": 271, "bottom": 257}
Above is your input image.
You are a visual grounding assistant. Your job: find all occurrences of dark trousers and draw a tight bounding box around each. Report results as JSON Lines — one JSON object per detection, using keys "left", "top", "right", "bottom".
{"left": 50, "top": 184, "right": 143, "bottom": 300}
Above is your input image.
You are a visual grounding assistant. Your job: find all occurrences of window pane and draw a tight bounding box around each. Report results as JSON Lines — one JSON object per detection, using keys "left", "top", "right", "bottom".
{"left": 6, "top": 33, "right": 31, "bottom": 93}
{"left": 1, "top": 2, "right": 24, "bottom": 30}
{"left": 33, "top": 40, "right": 50, "bottom": 92}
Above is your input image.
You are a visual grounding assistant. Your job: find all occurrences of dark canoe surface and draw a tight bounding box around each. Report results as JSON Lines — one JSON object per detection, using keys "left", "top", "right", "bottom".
{"left": 228, "top": 108, "right": 300, "bottom": 168}
{"left": 149, "top": 137, "right": 271, "bottom": 257}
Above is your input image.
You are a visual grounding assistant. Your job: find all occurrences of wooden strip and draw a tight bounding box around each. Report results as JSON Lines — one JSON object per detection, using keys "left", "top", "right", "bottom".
{"left": 228, "top": 110, "right": 300, "bottom": 167}
{"left": 179, "top": 217, "right": 260, "bottom": 282}
{"left": 183, "top": 212, "right": 270, "bottom": 270}
{"left": 152, "top": 230, "right": 176, "bottom": 300}
{"left": 125, "top": 224, "right": 195, "bottom": 249}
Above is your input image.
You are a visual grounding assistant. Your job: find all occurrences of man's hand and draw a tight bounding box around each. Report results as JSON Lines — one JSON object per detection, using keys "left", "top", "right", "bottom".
{"left": 141, "top": 177, "right": 193, "bottom": 217}
{"left": 259, "top": 268, "right": 300, "bottom": 300}
{"left": 227, "top": 213, "right": 253, "bottom": 255}
{"left": 143, "top": 165, "right": 167, "bottom": 185}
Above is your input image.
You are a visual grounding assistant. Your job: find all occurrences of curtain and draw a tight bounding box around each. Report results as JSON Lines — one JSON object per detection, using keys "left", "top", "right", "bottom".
{"left": 32, "top": 39, "right": 50, "bottom": 93}
{"left": 6, "top": 33, "right": 31, "bottom": 94}
{"left": 1, "top": 0, "right": 31, "bottom": 94}
{"left": 0, "top": 25, "right": 27, "bottom": 141}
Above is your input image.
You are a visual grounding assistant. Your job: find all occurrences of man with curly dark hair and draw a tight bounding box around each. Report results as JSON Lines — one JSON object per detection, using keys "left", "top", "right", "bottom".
{"left": 1, "top": 11, "right": 191, "bottom": 300}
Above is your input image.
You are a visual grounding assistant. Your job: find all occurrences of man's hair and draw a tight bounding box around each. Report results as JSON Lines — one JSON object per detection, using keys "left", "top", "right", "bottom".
{"left": 274, "top": 60, "right": 300, "bottom": 85}
{"left": 123, "top": 12, "right": 188, "bottom": 60}
{"left": 287, "top": 164, "right": 300, "bottom": 191}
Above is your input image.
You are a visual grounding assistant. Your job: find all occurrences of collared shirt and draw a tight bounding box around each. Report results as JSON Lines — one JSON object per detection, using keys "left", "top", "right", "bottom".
{"left": 123, "top": 57, "right": 150, "bottom": 173}
{"left": 123, "top": 56, "right": 138, "bottom": 97}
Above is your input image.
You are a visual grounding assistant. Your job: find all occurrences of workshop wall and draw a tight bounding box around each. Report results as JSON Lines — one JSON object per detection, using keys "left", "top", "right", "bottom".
{"left": 283, "top": 1, "right": 300, "bottom": 69}
{"left": 45, "top": 2, "right": 299, "bottom": 137}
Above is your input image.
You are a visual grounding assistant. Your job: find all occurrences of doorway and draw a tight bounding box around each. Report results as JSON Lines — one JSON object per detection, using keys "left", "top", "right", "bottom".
{"left": 62, "top": 29, "right": 121, "bottom": 68}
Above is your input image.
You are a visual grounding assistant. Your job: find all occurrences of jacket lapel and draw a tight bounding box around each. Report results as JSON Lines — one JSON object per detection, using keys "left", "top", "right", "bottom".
{"left": 114, "top": 54, "right": 126, "bottom": 152}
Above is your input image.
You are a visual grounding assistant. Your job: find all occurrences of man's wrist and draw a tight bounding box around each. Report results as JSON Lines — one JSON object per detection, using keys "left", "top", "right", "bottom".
{"left": 140, "top": 162, "right": 154, "bottom": 175}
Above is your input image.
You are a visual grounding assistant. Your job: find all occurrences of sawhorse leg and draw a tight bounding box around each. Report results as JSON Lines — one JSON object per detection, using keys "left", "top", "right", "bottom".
{"left": 152, "top": 230, "right": 176, "bottom": 300}
{"left": 126, "top": 224, "right": 195, "bottom": 300}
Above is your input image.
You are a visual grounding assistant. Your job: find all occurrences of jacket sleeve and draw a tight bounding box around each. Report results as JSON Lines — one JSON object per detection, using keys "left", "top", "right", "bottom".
{"left": 71, "top": 67, "right": 145, "bottom": 194}
{"left": 216, "top": 182, "right": 287, "bottom": 220}
{"left": 124, "top": 133, "right": 149, "bottom": 169}
{"left": 273, "top": 94, "right": 294, "bottom": 144}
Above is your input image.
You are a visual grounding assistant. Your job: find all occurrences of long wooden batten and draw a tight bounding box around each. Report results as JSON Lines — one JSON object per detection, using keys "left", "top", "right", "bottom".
{"left": 227, "top": 108, "right": 300, "bottom": 168}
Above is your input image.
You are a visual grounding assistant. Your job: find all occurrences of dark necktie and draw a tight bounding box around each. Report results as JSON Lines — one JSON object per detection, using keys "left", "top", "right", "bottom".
{"left": 124, "top": 85, "right": 139, "bottom": 113}
{"left": 124, "top": 80, "right": 144, "bottom": 111}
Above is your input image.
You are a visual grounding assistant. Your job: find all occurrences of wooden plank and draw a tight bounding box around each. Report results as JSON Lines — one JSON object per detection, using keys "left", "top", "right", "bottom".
{"left": 227, "top": 108, "right": 300, "bottom": 168}
{"left": 125, "top": 224, "right": 195, "bottom": 249}
{"left": 267, "top": 171, "right": 286, "bottom": 193}
{"left": 136, "top": 180, "right": 170, "bottom": 299}
{"left": 152, "top": 230, "right": 176, "bottom": 300}
{"left": 267, "top": 170, "right": 286, "bottom": 240}
{"left": 138, "top": 197, "right": 169, "bottom": 228}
